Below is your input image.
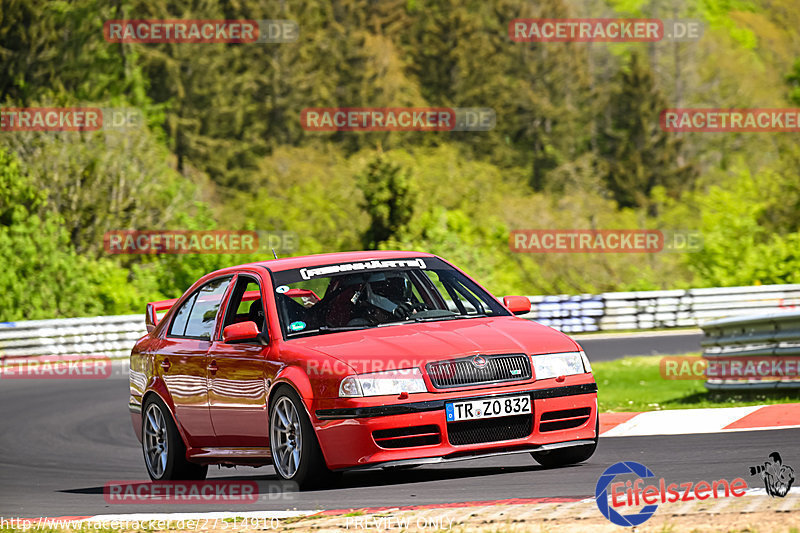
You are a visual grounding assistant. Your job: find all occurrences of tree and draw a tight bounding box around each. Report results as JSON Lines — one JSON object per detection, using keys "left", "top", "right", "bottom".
{"left": 0, "top": 148, "right": 142, "bottom": 319}
{"left": 597, "top": 52, "right": 696, "bottom": 212}
{"left": 357, "top": 156, "right": 417, "bottom": 249}
{"left": 0, "top": 0, "right": 148, "bottom": 105}
{"left": 0, "top": 125, "right": 206, "bottom": 256}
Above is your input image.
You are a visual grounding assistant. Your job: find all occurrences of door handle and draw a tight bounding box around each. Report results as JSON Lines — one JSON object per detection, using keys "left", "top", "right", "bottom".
{"left": 208, "top": 360, "right": 218, "bottom": 375}
{"left": 160, "top": 359, "right": 171, "bottom": 371}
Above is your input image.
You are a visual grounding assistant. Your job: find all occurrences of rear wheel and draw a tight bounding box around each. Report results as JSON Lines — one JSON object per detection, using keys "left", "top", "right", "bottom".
{"left": 142, "top": 396, "right": 208, "bottom": 481}
{"left": 269, "top": 387, "right": 339, "bottom": 489}
{"left": 531, "top": 414, "right": 599, "bottom": 468}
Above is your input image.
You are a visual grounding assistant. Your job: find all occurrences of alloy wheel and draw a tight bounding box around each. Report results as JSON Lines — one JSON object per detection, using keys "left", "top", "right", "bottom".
{"left": 143, "top": 402, "right": 168, "bottom": 479}
{"left": 270, "top": 396, "right": 303, "bottom": 478}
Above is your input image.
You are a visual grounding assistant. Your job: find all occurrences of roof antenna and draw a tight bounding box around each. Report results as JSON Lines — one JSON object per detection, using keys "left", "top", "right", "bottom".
{"left": 272, "top": 248, "right": 279, "bottom": 259}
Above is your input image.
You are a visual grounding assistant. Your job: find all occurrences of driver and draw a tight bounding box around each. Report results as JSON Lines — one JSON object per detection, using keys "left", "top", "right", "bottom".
{"left": 323, "top": 271, "right": 424, "bottom": 325}
{"left": 361, "top": 272, "right": 422, "bottom": 320}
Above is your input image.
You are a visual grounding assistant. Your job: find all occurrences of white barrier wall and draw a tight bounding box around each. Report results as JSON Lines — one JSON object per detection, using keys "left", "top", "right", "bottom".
{"left": 525, "top": 284, "right": 800, "bottom": 333}
{"left": 0, "top": 315, "right": 143, "bottom": 358}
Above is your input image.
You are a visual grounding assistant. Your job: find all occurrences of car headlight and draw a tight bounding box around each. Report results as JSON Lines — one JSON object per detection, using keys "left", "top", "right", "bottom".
{"left": 339, "top": 368, "right": 427, "bottom": 397}
{"left": 579, "top": 349, "right": 592, "bottom": 373}
{"left": 531, "top": 351, "right": 589, "bottom": 380}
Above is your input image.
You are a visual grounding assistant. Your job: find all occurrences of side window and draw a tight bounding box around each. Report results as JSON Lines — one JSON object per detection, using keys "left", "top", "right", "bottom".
{"left": 423, "top": 271, "right": 459, "bottom": 312}
{"left": 222, "top": 276, "right": 267, "bottom": 335}
{"left": 423, "top": 270, "right": 488, "bottom": 315}
{"left": 449, "top": 282, "right": 485, "bottom": 315}
{"left": 173, "top": 277, "right": 232, "bottom": 340}
{"left": 169, "top": 293, "right": 196, "bottom": 337}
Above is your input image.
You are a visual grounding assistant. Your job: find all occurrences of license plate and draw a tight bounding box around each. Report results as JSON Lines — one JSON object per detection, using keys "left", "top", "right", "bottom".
{"left": 445, "top": 395, "right": 531, "bottom": 422}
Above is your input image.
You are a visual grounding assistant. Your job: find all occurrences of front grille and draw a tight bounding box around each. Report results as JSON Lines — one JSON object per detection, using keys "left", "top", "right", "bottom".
{"left": 447, "top": 414, "right": 532, "bottom": 445}
{"left": 427, "top": 354, "right": 531, "bottom": 389}
{"left": 539, "top": 407, "right": 591, "bottom": 432}
{"left": 373, "top": 425, "right": 441, "bottom": 449}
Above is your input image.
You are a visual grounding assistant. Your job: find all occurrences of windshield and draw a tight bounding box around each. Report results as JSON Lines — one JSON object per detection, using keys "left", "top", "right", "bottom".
{"left": 270, "top": 257, "right": 510, "bottom": 338}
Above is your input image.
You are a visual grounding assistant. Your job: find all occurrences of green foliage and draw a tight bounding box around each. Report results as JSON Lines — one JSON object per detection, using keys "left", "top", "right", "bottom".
{"left": 381, "top": 207, "right": 523, "bottom": 295}
{"left": 787, "top": 59, "right": 800, "bottom": 105}
{"left": 0, "top": 148, "right": 45, "bottom": 225}
{"left": 358, "top": 156, "right": 418, "bottom": 249}
{"left": 0, "top": 0, "right": 150, "bottom": 105}
{"left": 696, "top": 0, "right": 759, "bottom": 49}
{"left": 0, "top": 149, "right": 144, "bottom": 319}
{"left": 598, "top": 52, "right": 696, "bottom": 212}
{"left": 221, "top": 145, "right": 366, "bottom": 255}
{"left": 1, "top": 0, "right": 800, "bottom": 321}
{"left": 678, "top": 167, "right": 800, "bottom": 287}
{"left": 0, "top": 123, "right": 206, "bottom": 255}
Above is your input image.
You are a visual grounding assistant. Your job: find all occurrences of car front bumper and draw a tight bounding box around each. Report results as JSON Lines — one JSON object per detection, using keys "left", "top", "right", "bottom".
{"left": 311, "top": 375, "right": 598, "bottom": 470}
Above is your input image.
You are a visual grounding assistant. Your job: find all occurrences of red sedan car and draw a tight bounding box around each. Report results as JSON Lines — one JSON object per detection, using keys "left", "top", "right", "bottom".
{"left": 129, "top": 251, "right": 598, "bottom": 488}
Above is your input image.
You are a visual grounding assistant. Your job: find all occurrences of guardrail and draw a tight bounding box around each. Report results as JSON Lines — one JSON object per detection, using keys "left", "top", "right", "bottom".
{"left": 526, "top": 283, "right": 800, "bottom": 333}
{"left": 0, "top": 315, "right": 143, "bottom": 359}
{"left": 700, "top": 310, "right": 800, "bottom": 390}
{"left": 1, "top": 283, "right": 800, "bottom": 360}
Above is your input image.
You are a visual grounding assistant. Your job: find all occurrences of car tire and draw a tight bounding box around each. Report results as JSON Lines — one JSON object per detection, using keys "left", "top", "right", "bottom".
{"left": 142, "top": 396, "right": 208, "bottom": 481}
{"left": 269, "top": 387, "right": 339, "bottom": 490}
{"left": 531, "top": 414, "right": 599, "bottom": 468}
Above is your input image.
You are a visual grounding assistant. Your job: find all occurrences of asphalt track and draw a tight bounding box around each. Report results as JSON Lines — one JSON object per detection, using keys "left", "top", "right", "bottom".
{"left": 2, "top": 358, "right": 797, "bottom": 519}
{"left": 578, "top": 331, "right": 703, "bottom": 362}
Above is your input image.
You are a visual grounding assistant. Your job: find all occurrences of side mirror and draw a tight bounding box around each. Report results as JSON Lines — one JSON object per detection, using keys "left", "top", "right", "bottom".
{"left": 222, "top": 321, "right": 264, "bottom": 344}
{"left": 503, "top": 295, "right": 531, "bottom": 316}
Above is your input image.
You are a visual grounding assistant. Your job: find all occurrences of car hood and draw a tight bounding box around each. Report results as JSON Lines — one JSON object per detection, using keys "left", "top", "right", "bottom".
{"left": 288, "top": 316, "right": 580, "bottom": 373}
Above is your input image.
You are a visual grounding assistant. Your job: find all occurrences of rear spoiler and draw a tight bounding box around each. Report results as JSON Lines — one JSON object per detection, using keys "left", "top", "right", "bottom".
{"left": 145, "top": 298, "right": 178, "bottom": 333}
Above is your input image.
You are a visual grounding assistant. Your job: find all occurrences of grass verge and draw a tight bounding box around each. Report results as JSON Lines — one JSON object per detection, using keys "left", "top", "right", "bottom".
{"left": 594, "top": 353, "right": 800, "bottom": 412}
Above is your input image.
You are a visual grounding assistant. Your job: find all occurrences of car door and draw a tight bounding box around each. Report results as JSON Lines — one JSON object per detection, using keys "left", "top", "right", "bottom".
{"left": 207, "top": 272, "right": 277, "bottom": 448}
{"left": 160, "top": 276, "right": 232, "bottom": 449}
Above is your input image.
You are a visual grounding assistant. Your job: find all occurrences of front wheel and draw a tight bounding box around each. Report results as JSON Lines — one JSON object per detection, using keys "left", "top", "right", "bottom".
{"left": 269, "top": 387, "right": 339, "bottom": 489}
{"left": 142, "top": 396, "right": 207, "bottom": 481}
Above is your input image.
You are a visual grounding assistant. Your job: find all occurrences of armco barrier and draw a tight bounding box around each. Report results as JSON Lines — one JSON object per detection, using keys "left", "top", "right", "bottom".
{"left": 700, "top": 310, "right": 800, "bottom": 390}
{"left": 1, "top": 284, "right": 800, "bottom": 359}
{"left": 0, "top": 315, "right": 143, "bottom": 359}
{"left": 526, "top": 284, "right": 800, "bottom": 333}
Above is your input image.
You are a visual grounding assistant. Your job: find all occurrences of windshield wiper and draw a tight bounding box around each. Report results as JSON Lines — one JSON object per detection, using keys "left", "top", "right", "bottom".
{"left": 411, "top": 315, "right": 458, "bottom": 322}
{"left": 412, "top": 313, "right": 488, "bottom": 322}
